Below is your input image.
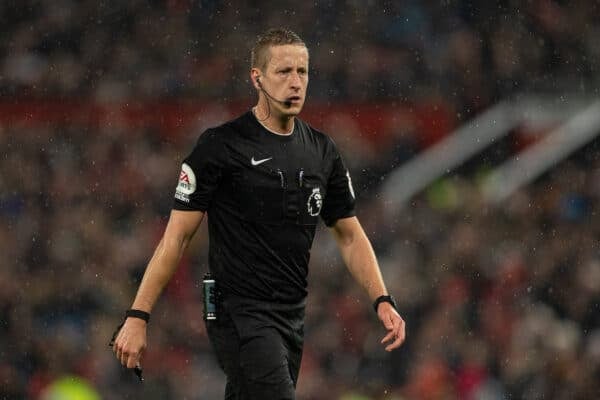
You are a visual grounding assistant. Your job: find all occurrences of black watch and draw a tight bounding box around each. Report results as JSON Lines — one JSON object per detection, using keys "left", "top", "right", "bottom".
{"left": 373, "top": 295, "right": 397, "bottom": 313}
{"left": 125, "top": 309, "right": 150, "bottom": 323}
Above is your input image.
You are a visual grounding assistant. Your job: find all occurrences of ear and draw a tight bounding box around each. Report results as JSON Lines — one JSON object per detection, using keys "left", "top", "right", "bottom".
{"left": 250, "top": 68, "right": 261, "bottom": 90}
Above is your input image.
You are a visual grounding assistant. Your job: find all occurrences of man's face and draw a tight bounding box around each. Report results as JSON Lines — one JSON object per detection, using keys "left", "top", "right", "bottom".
{"left": 260, "top": 44, "right": 309, "bottom": 116}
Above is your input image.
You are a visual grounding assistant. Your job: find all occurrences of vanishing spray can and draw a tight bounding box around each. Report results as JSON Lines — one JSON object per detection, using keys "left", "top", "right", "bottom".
{"left": 203, "top": 272, "right": 217, "bottom": 320}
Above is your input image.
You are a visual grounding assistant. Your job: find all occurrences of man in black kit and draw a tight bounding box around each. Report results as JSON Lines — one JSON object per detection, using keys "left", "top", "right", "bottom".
{"left": 112, "top": 28, "right": 405, "bottom": 399}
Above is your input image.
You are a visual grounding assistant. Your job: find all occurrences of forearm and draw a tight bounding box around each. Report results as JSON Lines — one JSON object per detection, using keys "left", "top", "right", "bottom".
{"left": 130, "top": 235, "right": 189, "bottom": 312}
{"left": 334, "top": 220, "right": 387, "bottom": 301}
{"left": 128, "top": 210, "right": 204, "bottom": 312}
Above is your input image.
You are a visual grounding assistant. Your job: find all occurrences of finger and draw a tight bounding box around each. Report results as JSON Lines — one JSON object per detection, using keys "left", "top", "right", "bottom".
{"left": 113, "top": 332, "right": 125, "bottom": 355}
{"left": 391, "top": 316, "right": 404, "bottom": 338}
{"left": 120, "top": 345, "right": 130, "bottom": 367}
{"left": 385, "top": 324, "right": 406, "bottom": 351}
{"left": 127, "top": 351, "right": 139, "bottom": 369}
{"left": 121, "top": 351, "right": 129, "bottom": 367}
{"left": 381, "top": 330, "right": 395, "bottom": 344}
{"left": 114, "top": 329, "right": 124, "bottom": 348}
{"left": 114, "top": 343, "right": 122, "bottom": 360}
{"left": 385, "top": 334, "right": 405, "bottom": 351}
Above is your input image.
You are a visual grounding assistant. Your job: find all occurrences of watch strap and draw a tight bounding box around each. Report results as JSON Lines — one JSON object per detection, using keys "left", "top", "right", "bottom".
{"left": 125, "top": 309, "right": 150, "bottom": 323}
{"left": 373, "top": 295, "right": 397, "bottom": 313}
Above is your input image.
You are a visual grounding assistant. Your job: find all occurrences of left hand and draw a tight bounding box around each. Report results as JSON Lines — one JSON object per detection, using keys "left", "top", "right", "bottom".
{"left": 377, "top": 302, "right": 406, "bottom": 351}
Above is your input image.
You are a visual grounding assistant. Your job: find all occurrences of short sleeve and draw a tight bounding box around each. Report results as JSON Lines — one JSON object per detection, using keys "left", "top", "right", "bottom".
{"left": 320, "top": 140, "right": 356, "bottom": 226}
{"left": 173, "top": 129, "right": 227, "bottom": 211}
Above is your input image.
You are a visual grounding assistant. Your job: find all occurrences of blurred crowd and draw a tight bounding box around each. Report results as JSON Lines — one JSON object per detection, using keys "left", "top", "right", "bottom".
{"left": 2, "top": 0, "right": 600, "bottom": 399}
{"left": 1, "top": 0, "right": 599, "bottom": 118}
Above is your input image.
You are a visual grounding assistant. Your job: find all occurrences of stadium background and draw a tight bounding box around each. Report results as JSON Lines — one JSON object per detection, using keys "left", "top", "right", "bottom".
{"left": 1, "top": 1, "right": 599, "bottom": 399}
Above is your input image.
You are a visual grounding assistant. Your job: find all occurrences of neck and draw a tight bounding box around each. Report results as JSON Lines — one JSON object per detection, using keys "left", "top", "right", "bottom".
{"left": 253, "top": 99, "right": 295, "bottom": 135}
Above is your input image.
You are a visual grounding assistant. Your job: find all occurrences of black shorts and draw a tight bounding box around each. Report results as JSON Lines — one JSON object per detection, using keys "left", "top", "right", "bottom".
{"left": 206, "top": 295, "right": 305, "bottom": 400}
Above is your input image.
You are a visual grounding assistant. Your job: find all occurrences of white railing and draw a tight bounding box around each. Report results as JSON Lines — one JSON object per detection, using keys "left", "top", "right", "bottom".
{"left": 381, "top": 101, "right": 516, "bottom": 213}
{"left": 380, "top": 95, "right": 596, "bottom": 215}
{"left": 482, "top": 100, "right": 600, "bottom": 203}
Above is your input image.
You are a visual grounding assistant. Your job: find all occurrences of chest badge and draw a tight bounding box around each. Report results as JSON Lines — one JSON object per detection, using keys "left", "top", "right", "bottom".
{"left": 251, "top": 156, "right": 272, "bottom": 166}
{"left": 307, "top": 187, "right": 323, "bottom": 216}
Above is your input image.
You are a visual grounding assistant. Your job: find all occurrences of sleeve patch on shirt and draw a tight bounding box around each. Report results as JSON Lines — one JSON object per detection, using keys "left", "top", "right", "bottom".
{"left": 175, "top": 163, "right": 196, "bottom": 202}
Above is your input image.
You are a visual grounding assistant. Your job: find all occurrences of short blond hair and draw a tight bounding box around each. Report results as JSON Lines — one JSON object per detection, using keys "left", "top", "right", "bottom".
{"left": 251, "top": 28, "right": 307, "bottom": 70}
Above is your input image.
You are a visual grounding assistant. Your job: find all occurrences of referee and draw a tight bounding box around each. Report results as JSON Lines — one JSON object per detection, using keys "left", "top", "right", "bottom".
{"left": 112, "top": 28, "right": 405, "bottom": 399}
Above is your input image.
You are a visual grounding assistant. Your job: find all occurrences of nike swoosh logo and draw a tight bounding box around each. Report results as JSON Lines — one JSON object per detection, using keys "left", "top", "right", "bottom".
{"left": 251, "top": 156, "right": 273, "bottom": 166}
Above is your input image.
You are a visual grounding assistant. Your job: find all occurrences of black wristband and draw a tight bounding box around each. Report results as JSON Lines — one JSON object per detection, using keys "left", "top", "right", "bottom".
{"left": 125, "top": 309, "right": 150, "bottom": 323}
{"left": 373, "top": 295, "right": 397, "bottom": 313}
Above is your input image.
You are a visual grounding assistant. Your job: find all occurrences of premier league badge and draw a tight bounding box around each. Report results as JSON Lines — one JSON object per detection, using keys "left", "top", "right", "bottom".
{"left": 307, "top": 187, "right": 323, "bottom": 216}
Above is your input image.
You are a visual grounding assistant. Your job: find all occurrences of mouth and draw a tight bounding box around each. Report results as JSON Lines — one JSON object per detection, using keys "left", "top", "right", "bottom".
{"left": 287, "top": 96, "right": 302, "bottom": 104}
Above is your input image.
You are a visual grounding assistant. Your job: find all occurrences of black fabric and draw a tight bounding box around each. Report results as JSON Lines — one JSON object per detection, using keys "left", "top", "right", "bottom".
{"left": 173, "top": 111, "right": 355, "bottom": 303}
{"left": 206, "top": 296, "right": 305, "bottom": 400}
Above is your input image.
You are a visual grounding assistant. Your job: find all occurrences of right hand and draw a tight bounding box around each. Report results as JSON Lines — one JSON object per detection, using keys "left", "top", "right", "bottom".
{"left": 112, "top": 317, "right": 147, "bottom": 369}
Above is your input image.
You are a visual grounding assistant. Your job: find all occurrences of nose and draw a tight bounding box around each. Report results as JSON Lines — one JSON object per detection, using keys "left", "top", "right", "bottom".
{"left": 289, "top": 72, "right": 302, "bottom": 90}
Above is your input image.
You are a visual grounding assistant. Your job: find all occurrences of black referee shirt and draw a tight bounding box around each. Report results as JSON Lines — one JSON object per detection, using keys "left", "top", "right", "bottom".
{"left": 173, "top": 111, "right": 356, "bottom": 303}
